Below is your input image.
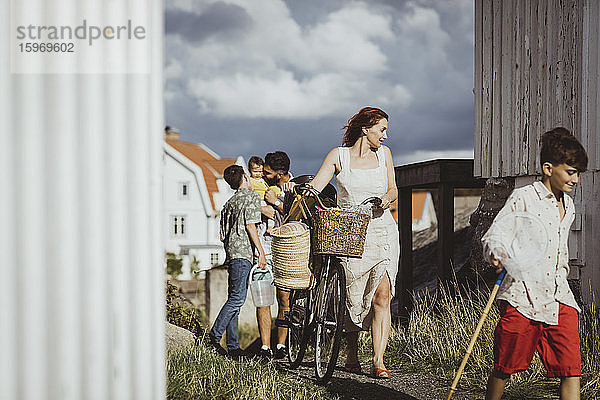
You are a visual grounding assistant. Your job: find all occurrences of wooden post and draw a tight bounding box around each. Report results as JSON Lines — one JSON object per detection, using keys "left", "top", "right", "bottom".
{"left": 437, "top": 183, "right": 454, "bottom": 283}
{"left": 398, "top": 187, "right": 413, "bottom": 326}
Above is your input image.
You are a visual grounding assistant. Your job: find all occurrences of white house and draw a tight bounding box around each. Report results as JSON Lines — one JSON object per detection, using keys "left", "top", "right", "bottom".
{"left": 163, "top": 128, "right": 244, "bottom": 279}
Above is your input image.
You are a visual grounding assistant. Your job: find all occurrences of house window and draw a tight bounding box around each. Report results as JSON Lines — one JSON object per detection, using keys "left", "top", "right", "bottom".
{"left": 178, "top": 181, "right": 190, "bottom": 200}
{"left": 171, "top": 215, "right": 186, "bottom": 237}
{"left": 210, "top": 253, "right": 219, "bottom": 265}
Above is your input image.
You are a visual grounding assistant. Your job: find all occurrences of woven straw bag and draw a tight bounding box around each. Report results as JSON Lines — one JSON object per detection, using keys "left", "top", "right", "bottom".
{"left": 313, "top": 201, "right": 370, "bottom": 258}
{"left": 271, "top": 222, "right": 312, "bottom": 289}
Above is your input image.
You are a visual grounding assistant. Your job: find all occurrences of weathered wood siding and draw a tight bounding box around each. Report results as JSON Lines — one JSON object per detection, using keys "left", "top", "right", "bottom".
{"left": 475, "top": 0, "right": 600, "bottom": 177}
{"left": 577, "top": 171, "right": 600, "bottom": 303}
{"left": 476, "top": 0, "right": 600, "bottom": 304}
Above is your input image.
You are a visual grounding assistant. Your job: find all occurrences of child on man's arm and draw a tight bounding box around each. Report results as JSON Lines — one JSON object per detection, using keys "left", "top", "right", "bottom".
{"left": 482, "top": 128, "right": 588, "bottom": 400}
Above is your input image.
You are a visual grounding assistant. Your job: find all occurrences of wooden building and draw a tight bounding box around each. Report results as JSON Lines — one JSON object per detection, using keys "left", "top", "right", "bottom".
{"left": 474, "top": 0, "right": 600, "bottom": 303}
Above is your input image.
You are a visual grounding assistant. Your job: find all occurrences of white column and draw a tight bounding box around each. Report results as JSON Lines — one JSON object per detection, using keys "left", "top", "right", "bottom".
{"left": 1, "top": 1, "right": 165, "bottom": 399}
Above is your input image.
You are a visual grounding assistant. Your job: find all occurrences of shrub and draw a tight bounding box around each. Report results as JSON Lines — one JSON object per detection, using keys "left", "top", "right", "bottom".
{"left": 166, "top": 252, "right": 183, "bottom": 280}
{"left": 166, "top": 281, "right": 206, "bottom": 339}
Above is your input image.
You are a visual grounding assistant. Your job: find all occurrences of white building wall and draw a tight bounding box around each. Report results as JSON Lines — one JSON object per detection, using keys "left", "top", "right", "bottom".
{"left": 163, "top": 152, "right": 209, "bottom": 252}
{"left": 162, "top": 148, "right": 239, "bottom": 277}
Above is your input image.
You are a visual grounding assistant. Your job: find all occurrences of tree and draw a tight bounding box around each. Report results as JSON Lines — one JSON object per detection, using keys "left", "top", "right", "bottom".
{"left": 165, "top": 252, "right": 183, "bottom": 280}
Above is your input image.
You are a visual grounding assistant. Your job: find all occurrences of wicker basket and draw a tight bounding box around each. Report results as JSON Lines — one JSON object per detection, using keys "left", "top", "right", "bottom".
{"left": 271, "top": 222, "right": 312, "bottom": 289}
{"left": 313, "top": 206, "right": 370, "bottom": 258}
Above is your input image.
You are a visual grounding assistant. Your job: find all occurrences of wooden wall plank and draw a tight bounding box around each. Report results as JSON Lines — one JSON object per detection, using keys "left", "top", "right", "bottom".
{"left": 581, "top": 0, "right": 591, "bottom": 159}
{"left": 580, "top": 172, "right": 600, "bottom": 303}
{"left": 539, "top": 0, "right": 548, "bottom": 168}
{"left": 527, "top": 0, "right": 539, "bottom": 175}
{"left": 513, "top": 1, "right": 525, "bottom": 175}
{"left": 596, "top": 0, "right": 600, "bottom": 170}
{"left": 474, "top": 0, "right": 484, "bottom": 177}
{"left": 481, "top": 0, "right": 494, "bottom": 177}
{"left": 520, "top": 0, "right": 531, "bottom": 175}
{"left": 584, "top": 0, "right": 600, "bottom": 170}
{"left": 501, "top": 0, "right": 514, "bottom": 176}
{"left": 592, "top": 172, "right": 600, "bottom": 301}
{"left": 568, "top": 0, "right": 581, "bottom": 136}
{"left": 491, "top": 0, "right": 503, "bottom": 177}
{"left": 555, "top": 0, "right": 563, "bottom": 128}
{"left": 545, "top": 0, "right": 557, "bottom": 131}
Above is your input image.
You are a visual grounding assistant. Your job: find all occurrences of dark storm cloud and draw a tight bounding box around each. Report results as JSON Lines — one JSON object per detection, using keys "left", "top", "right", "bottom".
{"left": 166, "top": 2, "right": 253, "bottom": 42}
{"left": 166, "top": 98, "right": 344, "bottom": 175}
{"left": 165, "top": 0, "right": 475, "bottom": 168}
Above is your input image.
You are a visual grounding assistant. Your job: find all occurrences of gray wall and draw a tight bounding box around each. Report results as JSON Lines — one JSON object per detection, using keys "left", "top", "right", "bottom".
{"left": 474, "top": 0, "right": 599, "bottom": 177}
{"left": 475, "top": 0, "right": 600, "bottom": 303}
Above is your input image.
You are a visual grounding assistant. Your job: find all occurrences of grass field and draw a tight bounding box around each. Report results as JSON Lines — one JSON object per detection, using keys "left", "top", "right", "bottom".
{"left": 166, "top": 281, "right": 600, "bottom": 399}
{"left": 166, "top": 343, "right": 337, "bottom": 400}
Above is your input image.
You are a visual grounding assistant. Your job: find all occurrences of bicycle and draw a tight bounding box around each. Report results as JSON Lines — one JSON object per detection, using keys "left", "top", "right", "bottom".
{"left": 277, "top": 184, "right": 380, "bottom": 384}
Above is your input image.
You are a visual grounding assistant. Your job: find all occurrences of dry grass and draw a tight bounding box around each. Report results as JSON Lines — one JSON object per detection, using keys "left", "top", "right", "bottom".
{"left": 167, "top": 342, "right": 337, "bottom": 400}
{"left": 379, "top": 285, "right": 600, "bottom": 399}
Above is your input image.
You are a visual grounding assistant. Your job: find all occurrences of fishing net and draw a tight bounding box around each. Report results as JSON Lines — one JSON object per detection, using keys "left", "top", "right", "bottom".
{"left": 484, "top": 211, "right": 548, "bottom": 282}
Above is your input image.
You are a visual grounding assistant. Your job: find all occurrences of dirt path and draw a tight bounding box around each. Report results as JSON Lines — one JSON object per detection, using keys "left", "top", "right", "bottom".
{"left": 275, "top": 359, "right": 484, "bottom": 400}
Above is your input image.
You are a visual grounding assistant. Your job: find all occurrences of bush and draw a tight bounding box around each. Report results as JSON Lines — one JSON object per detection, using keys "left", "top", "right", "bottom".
{"left": 166, "top": 252, "right": 183, "bottom": 280}
{"left": 166, "top": 281, "right": 206, "bottom": 339}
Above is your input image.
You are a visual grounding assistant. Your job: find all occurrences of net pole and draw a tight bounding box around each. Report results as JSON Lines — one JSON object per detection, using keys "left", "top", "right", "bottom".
{"left": 446, "top": 269, "right": 506, "bottom": 400}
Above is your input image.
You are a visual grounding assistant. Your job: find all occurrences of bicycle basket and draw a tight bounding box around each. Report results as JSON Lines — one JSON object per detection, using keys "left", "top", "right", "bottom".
{"left": 313, "top": 206, "right": 370, "bottom": 258}
{"left": 271, "top": 222, "right": 312, "bottom": 289}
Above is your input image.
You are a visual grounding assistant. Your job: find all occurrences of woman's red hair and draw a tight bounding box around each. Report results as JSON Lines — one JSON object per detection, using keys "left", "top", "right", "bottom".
{"left": 341, "top": 107, "right": 389, "bottom": 147}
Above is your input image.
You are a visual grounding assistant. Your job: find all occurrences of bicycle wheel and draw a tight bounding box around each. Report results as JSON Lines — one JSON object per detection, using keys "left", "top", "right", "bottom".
{"left": 287, "top": 288, "right": 311, "bottom": 369}
{"left": 314, "top": 257, "right": 346, "bottom": 383}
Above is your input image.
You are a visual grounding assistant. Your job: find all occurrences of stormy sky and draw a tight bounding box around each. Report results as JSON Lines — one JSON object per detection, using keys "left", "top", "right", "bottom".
{"left": 165, "top": 0, "right": 475, "bottom": 175}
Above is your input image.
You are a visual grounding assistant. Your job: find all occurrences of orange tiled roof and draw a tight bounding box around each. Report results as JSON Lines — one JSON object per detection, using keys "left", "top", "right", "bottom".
{"left": 390, "top": 191, "right": 428, "bottom": 222}
{"left": 411, "top": 192, "right": 427, "bottom": 220}
{"left": 166, "top": 138, "right": 237, "bottom": 212}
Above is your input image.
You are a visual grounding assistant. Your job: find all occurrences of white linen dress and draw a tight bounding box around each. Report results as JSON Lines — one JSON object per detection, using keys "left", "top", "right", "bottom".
{"left": 335, "top": 147, "right": 400, "bottom": 330}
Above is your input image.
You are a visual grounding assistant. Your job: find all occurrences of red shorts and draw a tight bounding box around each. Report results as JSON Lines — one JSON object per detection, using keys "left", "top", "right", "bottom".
{"left": 493, "top": 301, "right": 581, "bottom": 377}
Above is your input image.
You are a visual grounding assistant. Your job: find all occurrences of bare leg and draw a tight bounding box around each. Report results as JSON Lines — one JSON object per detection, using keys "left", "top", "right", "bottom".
{"left": 276, "top": 288, "right": 290, "bottom": 346}
{"left": 559, "top": 377, "right": 580, "bottom": 400}
{"left": 371, "top": 274, "right": 391, "bottom": 369}
{"left": 256, "top": 306, "right": 271, "bottom": 348}
{"left": 485, "top": 371, "right": 510, "bottom": 400}
{"left": 345, "top": 330, "right": 359, "bottom": 366}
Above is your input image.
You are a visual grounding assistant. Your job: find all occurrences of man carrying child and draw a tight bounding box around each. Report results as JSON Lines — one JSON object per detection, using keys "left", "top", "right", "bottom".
{"left": 482, "top": 127, "right": 588, "bottom": 400}
{"left": 246, "top": 152, "right": 293, "bottom": 360}
{"left": 209, "top": 165, "right": 267, "bottom": 358}
{"left": 261, "top": 151, "right": 294, "bottom": 359}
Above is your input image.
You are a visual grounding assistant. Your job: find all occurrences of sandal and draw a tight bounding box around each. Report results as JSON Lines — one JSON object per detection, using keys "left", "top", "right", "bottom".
{"left": 370, "top": 367, "right": 391, "bottom": 379}
{"left": 344, "top": 362, "right": 362, "bottom": 374}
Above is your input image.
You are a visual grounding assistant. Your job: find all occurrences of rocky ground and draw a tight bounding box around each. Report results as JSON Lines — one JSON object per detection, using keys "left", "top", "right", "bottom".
{"left": 274, "top": 358, "right": 485, "bottom": 400}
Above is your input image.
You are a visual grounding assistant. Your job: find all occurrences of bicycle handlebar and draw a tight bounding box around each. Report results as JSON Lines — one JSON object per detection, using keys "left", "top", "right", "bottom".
{"left": 360, "top": 196, "right": 382, "bottom": 206}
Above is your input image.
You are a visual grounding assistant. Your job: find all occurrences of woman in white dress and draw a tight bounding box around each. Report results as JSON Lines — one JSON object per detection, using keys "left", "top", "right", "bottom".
{"left": 308, "top": 107, "right": 400, "bottom": 378}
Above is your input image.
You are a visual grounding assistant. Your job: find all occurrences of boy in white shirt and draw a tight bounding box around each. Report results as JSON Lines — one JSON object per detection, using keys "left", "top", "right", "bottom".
{"left": 482, "top": 127, "right": 588, "bottom": 400}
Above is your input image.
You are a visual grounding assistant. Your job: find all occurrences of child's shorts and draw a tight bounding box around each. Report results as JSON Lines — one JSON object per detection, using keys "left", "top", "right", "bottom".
{"left": 493, "top": 301, "right": 581, "bottom": 377}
